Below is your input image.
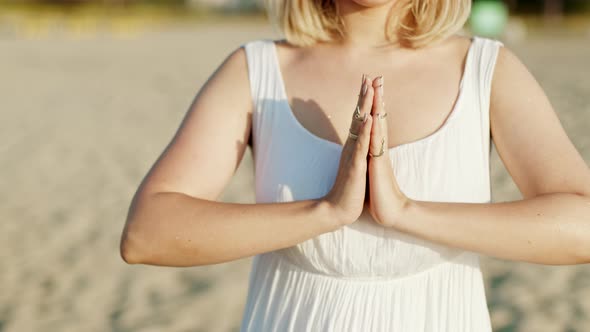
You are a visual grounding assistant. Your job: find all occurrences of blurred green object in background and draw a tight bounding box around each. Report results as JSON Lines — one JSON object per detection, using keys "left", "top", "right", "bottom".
{"left": 470, "top": 0, "right": 509, "bottom": 37}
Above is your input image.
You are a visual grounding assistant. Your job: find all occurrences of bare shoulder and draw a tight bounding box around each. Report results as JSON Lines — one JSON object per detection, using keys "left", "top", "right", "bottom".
{"left": 488, "top": 41, "right": 536, "bottom": 120}
{"left": 443, "top": 33, "right": 473, "bottom": 49}
{"left": 447, "top": 33, "right": 474, "bottom": 47}
{"left": 492, "top": 40, "right": 523, "bottom": 79}
{"left": 207, "top": 43, "right": 250, "bottom": 93}
{"left": 272, "top": 38, "right": 303, "bottom": 65}
{"left": 428, "top": 34, "right": 476, "bottom": 65}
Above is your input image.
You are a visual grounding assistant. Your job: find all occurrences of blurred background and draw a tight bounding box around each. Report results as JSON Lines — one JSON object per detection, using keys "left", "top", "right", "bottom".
{"left": 1, "top": 0, "right": 589, "bottom": 331}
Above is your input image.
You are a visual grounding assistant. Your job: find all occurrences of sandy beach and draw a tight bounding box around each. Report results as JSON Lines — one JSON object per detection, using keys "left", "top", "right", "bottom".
{"left": 1, "top": 17, "right": 589, "bottom": 332}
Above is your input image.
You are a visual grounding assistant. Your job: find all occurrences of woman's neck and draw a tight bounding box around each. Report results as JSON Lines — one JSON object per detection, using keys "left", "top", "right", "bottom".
{"left": 335, "top": 0, "right": 398, "bottom": 50}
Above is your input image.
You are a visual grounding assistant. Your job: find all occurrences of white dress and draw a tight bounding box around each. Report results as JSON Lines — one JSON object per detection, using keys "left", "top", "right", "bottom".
{"left": 238, "top": 35, "right": 504, "bottom": 332}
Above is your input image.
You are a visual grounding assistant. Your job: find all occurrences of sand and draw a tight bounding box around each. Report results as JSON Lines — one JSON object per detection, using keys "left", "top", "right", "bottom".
{"left": 1, "top": 18, "right": 589, "bottom": 332}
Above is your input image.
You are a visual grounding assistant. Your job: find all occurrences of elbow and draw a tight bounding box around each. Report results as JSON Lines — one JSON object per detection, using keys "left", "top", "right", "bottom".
{"left": 120, "top": 232, "right": 142, "bottom": 264}
{"left": 120, "top": 195, "right": 160, "bottom": 265}
{"left": 120, "top": 246, "right": 137, "bottom": 265}
{"left": 120, "top": 192, "right": 174, "bottom": 265}
{"left": 119, "top": 222, "right": 150, "bottom": 265}
{"left": 120, "top": 236, "right": 141, "bottom": 264}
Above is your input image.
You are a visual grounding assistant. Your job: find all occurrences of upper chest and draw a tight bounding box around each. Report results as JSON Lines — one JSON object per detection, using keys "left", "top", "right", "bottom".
{"left": 275, "top": 37, "right": 474, "bottom": 148}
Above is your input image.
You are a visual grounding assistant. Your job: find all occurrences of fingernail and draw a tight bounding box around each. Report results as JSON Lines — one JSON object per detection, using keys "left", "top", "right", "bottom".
{"left": 359, "top": 74, "right": 366, "bottom": 97}
{"left": 362, "top": 82, "right": 368, "bottom": 96}
{"left": 377, "top": 75, "right": 383, "bottom": 97}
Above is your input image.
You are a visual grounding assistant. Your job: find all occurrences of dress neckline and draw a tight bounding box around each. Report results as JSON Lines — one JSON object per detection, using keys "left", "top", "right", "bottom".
{"left": 269, "top": 36, "right": 477, "bottom": 152}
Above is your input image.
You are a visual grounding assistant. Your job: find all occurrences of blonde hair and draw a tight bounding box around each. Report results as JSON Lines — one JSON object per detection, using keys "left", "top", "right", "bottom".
{"left": 263, "top": 0, "right": 471, "bottom": 49}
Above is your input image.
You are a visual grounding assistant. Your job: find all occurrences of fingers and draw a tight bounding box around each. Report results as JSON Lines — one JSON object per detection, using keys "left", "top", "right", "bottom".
{"left": 369, "top": 75, "right": 389, "bottom": 159}
{"left": 356, "top": 105, "right": 373, "bottom": 160}
{"left": 345, "top": 74, "right": 374, "bottom": 163}
{"left": 348, "top": 74, "right": 374, "bottom": 139}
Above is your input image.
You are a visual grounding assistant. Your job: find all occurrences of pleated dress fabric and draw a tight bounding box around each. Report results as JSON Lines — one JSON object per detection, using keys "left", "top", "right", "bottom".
{"left": 238, "top": 35, "right": 504, "bottom": 332}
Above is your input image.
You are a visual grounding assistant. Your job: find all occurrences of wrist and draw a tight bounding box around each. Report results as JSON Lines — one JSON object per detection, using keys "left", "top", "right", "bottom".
{"left": 394, "top": 196, "right": 415, "bottom": 231}
{"left": 312, "top": 198, "right": 342, "bottom": 233}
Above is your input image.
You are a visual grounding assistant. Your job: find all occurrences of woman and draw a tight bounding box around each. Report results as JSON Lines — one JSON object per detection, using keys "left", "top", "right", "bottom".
{"left": 120, "top": 0, "right": 590, "bottom": 330}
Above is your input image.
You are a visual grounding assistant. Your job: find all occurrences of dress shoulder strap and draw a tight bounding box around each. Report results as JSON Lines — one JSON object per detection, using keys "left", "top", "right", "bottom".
{"left": 469, "top": 36, "right": 504, "bottom": 154}
{"left": 241, "top": 39, "right": 280, "bottom": 109}
{"left": 473, "top": 36, "right": 504, "bottom": 116}
{"left": 240, "top": 39, "right": 279, "bottom": 153}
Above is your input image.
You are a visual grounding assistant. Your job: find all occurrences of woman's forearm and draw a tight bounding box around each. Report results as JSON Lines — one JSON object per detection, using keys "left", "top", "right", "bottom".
{"left": 395, "top": 192, "right": 590, "bottom": 265}
{"left": 120, "top": 191, "right": 337, "bottom": 267}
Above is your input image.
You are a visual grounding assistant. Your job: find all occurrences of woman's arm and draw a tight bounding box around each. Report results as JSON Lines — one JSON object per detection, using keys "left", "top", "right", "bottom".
{"left": 398, "top": 192, "right": 590, "bottom": 265}
{"left": 392, "top": 46, "right": 590, "bottom": 265}
{"left": 119, "top": 46, "right": 338, "bottom": 267}
{"left": 122, "top": 191, "right": 335, "bottom": 267}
